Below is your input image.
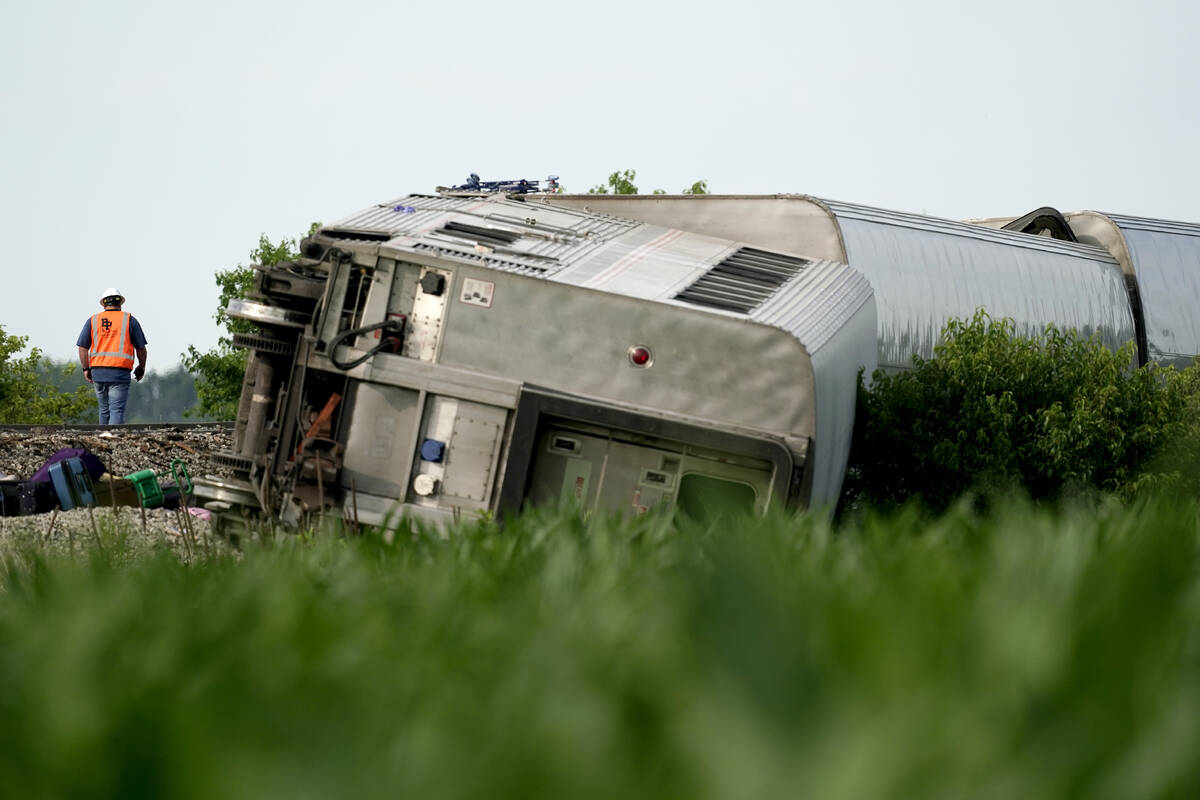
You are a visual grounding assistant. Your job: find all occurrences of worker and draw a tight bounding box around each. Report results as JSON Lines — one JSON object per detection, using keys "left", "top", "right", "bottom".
{"left": 76, "top": 288, "right": 148, "bottom": 425}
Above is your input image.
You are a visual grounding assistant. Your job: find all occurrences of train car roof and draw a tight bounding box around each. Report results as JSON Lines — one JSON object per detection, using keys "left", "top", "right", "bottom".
{"left": 322, "top": 193, "right": 875, "bottom": 360}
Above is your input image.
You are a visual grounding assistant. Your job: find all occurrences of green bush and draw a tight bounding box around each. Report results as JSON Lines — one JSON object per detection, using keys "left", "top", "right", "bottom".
{"left": 182, "top": 230, "right": 316, "bottom": 419}
{"left": 0, "top": 324, "right": 96, "bottom": 423}
{"left": 1135, "top": 361, "right": 1200, "bottom": 497}
{"left": 843, "top": 311, "right": 1200, "bottom": 512}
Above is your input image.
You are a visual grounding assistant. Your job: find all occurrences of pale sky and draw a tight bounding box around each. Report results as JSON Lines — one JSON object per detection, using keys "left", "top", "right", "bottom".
{"left": 3, "top": 0, "right": 1197, "bottom": 367}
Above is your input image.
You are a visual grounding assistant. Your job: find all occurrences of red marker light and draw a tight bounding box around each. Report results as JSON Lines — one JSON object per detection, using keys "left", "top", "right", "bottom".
{"left": 628, "top": 345, "right": 653, "bottom": 367}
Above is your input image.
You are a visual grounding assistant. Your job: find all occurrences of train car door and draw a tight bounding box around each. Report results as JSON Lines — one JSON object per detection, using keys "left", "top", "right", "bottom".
{"left": 500, "top": 388, "right": 795, "bottom": 521}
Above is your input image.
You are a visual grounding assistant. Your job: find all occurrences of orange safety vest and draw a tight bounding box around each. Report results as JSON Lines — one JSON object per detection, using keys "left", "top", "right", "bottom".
{"left": 88, "top": 311, "right": 136, "bottom": 369}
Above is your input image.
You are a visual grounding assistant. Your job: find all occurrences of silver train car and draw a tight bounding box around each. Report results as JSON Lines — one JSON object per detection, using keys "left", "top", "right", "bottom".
{"left": 194, "top": 193, "right": 877, "bottom": 531}
{"left": 533, "top": 195, "right": 1199, "bottom": 372}
{"left": 968, "top": 208, "right": 1200, "bottom": 371}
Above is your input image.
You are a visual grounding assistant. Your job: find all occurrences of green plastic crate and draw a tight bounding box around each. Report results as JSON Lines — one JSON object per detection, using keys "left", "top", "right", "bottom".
{"left": 125, "top": 469, "right": 163, "bottom": 509}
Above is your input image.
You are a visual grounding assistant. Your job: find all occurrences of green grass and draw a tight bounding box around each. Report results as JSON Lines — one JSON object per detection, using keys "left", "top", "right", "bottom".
{"left": 1, "top": 497, "right": 1199, "bottom": 799}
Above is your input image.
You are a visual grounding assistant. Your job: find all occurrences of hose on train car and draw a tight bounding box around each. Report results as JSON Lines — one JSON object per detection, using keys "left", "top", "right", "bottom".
{"left": 328, "top": 317, "right": 407, "bottom": 370}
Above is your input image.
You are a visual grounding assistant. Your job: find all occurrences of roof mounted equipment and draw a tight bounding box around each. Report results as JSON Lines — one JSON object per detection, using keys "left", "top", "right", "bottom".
{"left": 448, "top": 174, "right": 558, "bottom": 194}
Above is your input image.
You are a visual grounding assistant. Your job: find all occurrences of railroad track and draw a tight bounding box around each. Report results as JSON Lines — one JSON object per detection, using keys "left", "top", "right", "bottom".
{"left": 0, "top": 421, "right": 234, "bottom": 434}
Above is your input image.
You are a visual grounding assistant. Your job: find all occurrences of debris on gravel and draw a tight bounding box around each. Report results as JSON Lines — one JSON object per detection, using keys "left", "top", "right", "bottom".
{"left": 0, "top": 426, "right": 237, "bottom": 553}
{"left": 0, "top": 426, "right": 233, "bottom": 482}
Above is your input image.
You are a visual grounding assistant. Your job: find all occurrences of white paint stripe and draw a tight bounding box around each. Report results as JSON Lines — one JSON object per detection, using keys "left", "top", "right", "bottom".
{"left": 583, "top": 228, "right": 685, "bottom": 288}
{"left": 582, "top": 228, "right": 686, "bottom": 289}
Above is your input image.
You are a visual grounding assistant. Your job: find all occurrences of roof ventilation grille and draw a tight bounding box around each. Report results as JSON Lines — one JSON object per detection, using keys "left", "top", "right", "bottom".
{"left": 320, "top": 228, "right": 393, "bottom": 242}
{"left": 440, "top": 221, "right": 522, "bottom": 247}
{"left": 674, "top": 247, "right": 810, "bottom": 314}
{"left": 410, "top": 243, "right": 549, "bottom": 276}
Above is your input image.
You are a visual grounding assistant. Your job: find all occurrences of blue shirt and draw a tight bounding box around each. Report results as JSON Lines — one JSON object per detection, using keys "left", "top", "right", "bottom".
{"left": 77, "top": 313, "right": 148, "bottom": 383}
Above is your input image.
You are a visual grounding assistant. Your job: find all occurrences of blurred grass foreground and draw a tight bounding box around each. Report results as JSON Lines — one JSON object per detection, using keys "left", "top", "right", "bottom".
{"left": 2, "top": 498, "right": 1199, "bottom": 799}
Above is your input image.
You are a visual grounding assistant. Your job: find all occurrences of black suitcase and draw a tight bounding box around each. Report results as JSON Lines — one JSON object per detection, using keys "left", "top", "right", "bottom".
{"left": 0, "top": 480, "right": 57, "bottom": 517}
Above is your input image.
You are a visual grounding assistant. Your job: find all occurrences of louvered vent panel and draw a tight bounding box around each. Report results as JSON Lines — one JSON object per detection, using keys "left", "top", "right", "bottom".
{"left": 440, "top": 221, "right": 522, "bottom": 247}
{"left": 410, "top": 243, "right": 550, "bottom": 276}
{"left": 321, "top": 228, "right": 393, "bottom": 242}
{"left": 674, "top": 248, "right": 810, "bottom": 313}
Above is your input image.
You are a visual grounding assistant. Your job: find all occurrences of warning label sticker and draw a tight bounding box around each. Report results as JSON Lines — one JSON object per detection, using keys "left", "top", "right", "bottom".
{"left": 560, "top": 460, "right": 592, "bottom": 506}
{"left": 459, "top": 278, "right": 495, "bottom": 308}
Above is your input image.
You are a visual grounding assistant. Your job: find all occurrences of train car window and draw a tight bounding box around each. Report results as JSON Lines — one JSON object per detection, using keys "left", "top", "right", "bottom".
{"left": 675, "top": 474, "right": 757, "bottom": 524}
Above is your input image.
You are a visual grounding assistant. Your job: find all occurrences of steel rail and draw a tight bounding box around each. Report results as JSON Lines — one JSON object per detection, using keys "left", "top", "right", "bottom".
{"left": 0, "top": 421, "right": 234, "bottom": 434}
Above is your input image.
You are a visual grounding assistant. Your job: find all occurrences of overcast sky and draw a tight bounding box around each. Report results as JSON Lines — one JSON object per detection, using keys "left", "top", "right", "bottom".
{"left": 3, "top": 0, "right": 1197, "bottom": 367}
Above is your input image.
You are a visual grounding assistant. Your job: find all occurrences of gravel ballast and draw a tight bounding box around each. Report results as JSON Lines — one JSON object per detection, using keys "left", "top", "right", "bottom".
{"left": 0, "top": 426, "right": 236, "bottom": 555}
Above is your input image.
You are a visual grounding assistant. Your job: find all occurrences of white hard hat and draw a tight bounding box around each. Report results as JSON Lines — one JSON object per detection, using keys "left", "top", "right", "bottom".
{"left": 99, "top": 287, "right": 125, "bottom": 303}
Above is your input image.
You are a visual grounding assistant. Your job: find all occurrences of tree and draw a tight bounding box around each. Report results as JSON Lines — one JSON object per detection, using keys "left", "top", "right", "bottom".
{"left": 120, "top": 366, "right": 205, "bottom": 422}
{"left": 39, "top": 358, "right": 209, "bottom": 422}
{"left": 0, "top": 325, "right": 96, "bottom": 423}
{"left": 181, "top": 230, "right": 314, "bottom": 420}
{"left": 589, "top": 169, "right": 640, "bottom": 195}
{"left": 588, "top": 169, "right": 710, "bottom": 196}
{"left": 841, "top": 310, "right": 1200, "bottom": 512}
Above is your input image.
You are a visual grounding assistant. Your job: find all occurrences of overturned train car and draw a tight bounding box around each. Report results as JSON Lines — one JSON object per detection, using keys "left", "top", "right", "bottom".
{"left": 532, "top": 194, "right": 1200, "bottom": 372}
{"left": 194, "top": 194, "right": 877, "bottom": 530}
{"left": 968, "top": 208, "right": 1200, "bottom": 371}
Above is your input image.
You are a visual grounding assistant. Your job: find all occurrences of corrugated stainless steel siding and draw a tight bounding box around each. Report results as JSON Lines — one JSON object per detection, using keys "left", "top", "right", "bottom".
{"left": 822, "top": 199, "right": 1120, "bottom": 263}
{"left": 754, "top": 258, "right": 876, "bottom": 510}
{"left": 753, "top": 260, "right": 875, "bottom": 355}
{"left": 328, "top": 194, "right": 636, "bottom": 242}
{"left": 327, "top": 195, "right": 637, "bottom": 277}
{"left": 1103, "top": 212, "right": 1200, "bottom": 239}
{"left": 819, "top": 199, "right": 1136, "bottom": 369}
{"left": 1102, "top": 212, "right": 1200, "bottom": 367}
{"left": 329, "top": 194, "right": 480, "bottom": 235}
